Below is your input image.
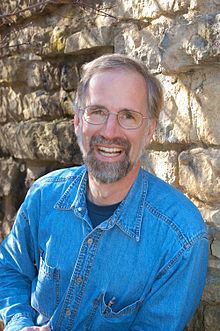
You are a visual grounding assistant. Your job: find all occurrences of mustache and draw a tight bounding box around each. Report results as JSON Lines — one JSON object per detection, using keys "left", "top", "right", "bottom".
{"left": 89, "top": 135, "right": 131, "bottom": 150}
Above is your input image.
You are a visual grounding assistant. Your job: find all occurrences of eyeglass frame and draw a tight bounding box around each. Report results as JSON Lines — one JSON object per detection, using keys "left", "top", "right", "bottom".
{"left": 80, "top": 105, "right": 148, "bottom": 130}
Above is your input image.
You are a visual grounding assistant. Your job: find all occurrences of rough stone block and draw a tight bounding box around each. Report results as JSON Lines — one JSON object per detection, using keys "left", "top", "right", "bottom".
{"left": 179, "top": 148, "right": 220, "bottom": 203}
{"left": 64, "top": 27, "right": 112, "bottom": 53}
{"left": 159, "top": 13, "right": 220, "bottom": 74}
{"left": 59, "top": 89, "right": 75, "bottom": 116}
{"left": 153, "top": 75, "right": 197, "bottom": 144}
{"left": 60, "top": 63, "right": 79, "bottom": 91}
{"left": 0, "top": 158, "right": 21, "bottom": 196}
{"left": 27, "top": 61, "right": 60, "bottom": 90}
{"left": 203, "top": 268, "right": 220, "bottom": 304}
{"left": 141, "top": 150, "right": 178, "bottom": 185}
{"left": 114, "top": 23, "right": 161, "bottom": 72}
{"left": 204, "top": 304, "right": 220, "bottom": 331}
{"left": 0, "top": 57, "right": 27, "bottom": 83}
{"left": 115, "top": 0, "right": 191, "bottom": 19}
{"left": 189, "top": 68, "right": 220, "bottom": 145}
{"left": 23, "top": 91, "right": 63, "bottom": 120}
{"left": 0, "top": 120, "right": 82, "bottom": 164}
{"left": 0, "top": 87, "right": 23, "bottom": 122}
{"left": 200, "top": 206, "right": 220, "bottom": 228}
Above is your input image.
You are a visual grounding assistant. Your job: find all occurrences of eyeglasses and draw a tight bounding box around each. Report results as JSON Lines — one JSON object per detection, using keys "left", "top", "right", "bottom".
{"left": 82, "top": 106, "right": 147, "bottom": 130}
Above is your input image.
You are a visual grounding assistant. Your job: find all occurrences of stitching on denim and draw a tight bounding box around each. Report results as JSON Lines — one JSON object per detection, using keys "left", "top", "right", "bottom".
{"left": 145, "top": 201, "right": 188, "bottom": 244}
{"left": 56, "top": 229, "right": 103, "bottom": 330}
{"left": 84, "top": 293, "right": 103, "bottom": 330}
{"left": 157, "top": 233, "right": 207, "bottom": 277}
{"left": 45, "top": 176, "right": 75, "bottom": 183}
{"left": 20, "top": 209, "right": 29, "bottom": 225}
{"left": 116, "top": 171, "right": 148, "bottom": 241}
{"left": 103, "top": 299, "right": 144, "bottom": 318}
{"left": 55, "top": 174, "right": 84, "bottom": 209}
{"left": 6, "top": 312, "right": 36, "bottom": 326}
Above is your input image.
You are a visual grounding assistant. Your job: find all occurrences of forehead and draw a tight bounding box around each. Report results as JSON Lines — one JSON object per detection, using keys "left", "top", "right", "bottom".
{"left": 87, "top": 69, "right": 148, "bottom": 110}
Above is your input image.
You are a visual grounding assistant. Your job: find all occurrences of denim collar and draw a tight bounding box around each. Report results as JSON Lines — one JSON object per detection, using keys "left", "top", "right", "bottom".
{"left": 54, "top": 166, "right": 148, "bottom": 242}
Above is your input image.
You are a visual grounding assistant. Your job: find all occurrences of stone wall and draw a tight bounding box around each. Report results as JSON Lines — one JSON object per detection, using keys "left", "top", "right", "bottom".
{"left": 0, "top": 0, "right": 219, "bottom": 330}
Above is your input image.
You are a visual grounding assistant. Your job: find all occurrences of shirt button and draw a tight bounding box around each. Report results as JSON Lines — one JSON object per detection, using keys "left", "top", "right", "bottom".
{"left": 66, "top": 308, "right": 71, "bottom": 316}
{"left": 76, "top": 276, "right": 83, "bottom": 284}
{"left": 87, "top": 238, "right": 93, "bottom": 246}
{"left": 78, "top": 207, "right": 82, "bottom": 212}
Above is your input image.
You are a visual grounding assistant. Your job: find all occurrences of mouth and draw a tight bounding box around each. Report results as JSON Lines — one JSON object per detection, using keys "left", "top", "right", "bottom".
{"left": 97, "top": 146, "right": 123, "bottom": 157}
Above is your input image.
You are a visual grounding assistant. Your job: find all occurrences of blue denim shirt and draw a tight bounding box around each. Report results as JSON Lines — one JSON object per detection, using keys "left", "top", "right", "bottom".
{"left": 0, "top": 166, "right": 208, "bottom": 331}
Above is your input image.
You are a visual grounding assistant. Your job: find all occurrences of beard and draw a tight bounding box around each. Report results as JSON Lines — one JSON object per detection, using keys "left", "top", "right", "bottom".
{"left": 83, "top": 135, "right": 132, "bottom": 184}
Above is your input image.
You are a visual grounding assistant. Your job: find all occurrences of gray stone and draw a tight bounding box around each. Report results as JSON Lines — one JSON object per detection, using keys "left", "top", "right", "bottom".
{"left": 212, "top": 239, "right": 220, "bottom": 259}
{"left": 204, "top": 304, "right": 220, "bottom": 331}
{"left": 203, "top": 268, "right": 220, "bottom": 303}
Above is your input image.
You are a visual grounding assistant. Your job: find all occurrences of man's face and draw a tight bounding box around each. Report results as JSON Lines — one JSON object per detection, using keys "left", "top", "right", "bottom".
{"left": 74, "top": 69, "right": 155, "bottom": 183}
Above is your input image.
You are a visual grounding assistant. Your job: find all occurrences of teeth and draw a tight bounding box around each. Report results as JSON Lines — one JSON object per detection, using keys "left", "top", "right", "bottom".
{"left": 99, "top": 147, "right": 122, "bottom": 153}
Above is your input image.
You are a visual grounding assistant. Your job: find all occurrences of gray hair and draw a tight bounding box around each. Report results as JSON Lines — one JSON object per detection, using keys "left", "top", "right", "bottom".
{"left": 75, "top": 53, "right": 163, "bottom": 121}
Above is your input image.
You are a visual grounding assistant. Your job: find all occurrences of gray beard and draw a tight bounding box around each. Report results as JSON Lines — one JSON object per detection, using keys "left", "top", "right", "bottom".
{"left": 83, "top": 135, "right": 132, "bottom": 184}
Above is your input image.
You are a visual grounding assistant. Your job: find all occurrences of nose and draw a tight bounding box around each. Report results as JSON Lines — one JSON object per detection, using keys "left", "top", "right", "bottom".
{"left": 101, "top": 113, "right": 121, "bottom": 139}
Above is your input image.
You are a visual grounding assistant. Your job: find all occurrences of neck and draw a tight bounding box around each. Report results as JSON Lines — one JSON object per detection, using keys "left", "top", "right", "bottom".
{"left": 87, "top": 161, "right": 141, "bottom": 206}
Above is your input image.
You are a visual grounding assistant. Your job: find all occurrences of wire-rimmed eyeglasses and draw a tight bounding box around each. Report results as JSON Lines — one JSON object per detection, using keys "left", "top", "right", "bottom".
{"left": 82, "top": 106, "right": 147, "bottom": 130}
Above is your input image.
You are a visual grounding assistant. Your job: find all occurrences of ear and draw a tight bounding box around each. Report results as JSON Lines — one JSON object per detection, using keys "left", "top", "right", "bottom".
{"left": 73, "top": 111, "right": 81, "bottom": 136}
{"left": 145, "top": 119, "right": 157, "bottom": 146}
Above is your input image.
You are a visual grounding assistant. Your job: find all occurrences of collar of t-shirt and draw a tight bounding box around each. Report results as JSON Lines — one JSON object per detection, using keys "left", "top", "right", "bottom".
{"left": 86, "top": 196, "right": 121, "bottom": 229}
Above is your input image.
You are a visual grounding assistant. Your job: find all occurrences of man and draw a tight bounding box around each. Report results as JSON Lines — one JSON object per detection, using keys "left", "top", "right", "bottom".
{"left": 0, "top": 54, "right": 208, "bottom": 331}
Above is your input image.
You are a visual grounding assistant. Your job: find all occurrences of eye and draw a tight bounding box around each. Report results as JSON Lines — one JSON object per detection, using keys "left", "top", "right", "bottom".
{"left": 120, "top": 110, "right": 136, "bottom": 120}
{"left": 90, "top": 108, "right": 106, "bottom": 116}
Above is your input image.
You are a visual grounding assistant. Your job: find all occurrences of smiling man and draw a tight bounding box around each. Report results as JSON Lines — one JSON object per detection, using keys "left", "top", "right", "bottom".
{"left": 0, "top": 54, "right": 208, "bottom": 331}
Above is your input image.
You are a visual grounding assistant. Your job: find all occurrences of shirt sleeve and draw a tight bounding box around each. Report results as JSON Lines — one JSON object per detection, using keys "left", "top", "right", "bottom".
{"left": 0, "top": 206, "right": 38, "bottom": 330}
{"left": 131, "top": 237, "right": 208, "bottom": 331}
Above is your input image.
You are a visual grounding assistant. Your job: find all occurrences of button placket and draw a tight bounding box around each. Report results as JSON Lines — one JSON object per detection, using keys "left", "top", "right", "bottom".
{"left": 57, "top": 230, "right": 103, "bottom": 330}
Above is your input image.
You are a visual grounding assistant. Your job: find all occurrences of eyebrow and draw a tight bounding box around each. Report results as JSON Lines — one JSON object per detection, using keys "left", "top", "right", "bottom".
{"left": 85, "top": 104, "right": 140, "bottom": 113}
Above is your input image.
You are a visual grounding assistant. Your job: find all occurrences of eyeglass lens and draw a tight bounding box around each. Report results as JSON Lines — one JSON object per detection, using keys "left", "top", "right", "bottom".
{"left": 84, "top": 106, "right": 143, "bottom": 129}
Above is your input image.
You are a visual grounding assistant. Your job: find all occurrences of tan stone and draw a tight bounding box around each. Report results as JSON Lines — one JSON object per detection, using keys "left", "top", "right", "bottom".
{"left": 141, "top": 150, "right": 178, "bottom": 185}
{"left": 189, "top": 68, "right": 220, "bottom": 145}
{"left": 23, "top": 91, "right": 63, "bottom": 120}
{"left": 0, "top": 57, "right": 27, "bottom": 83}
{"left": 200, "top": 207, "right": 220, "bottom": 228}
{"left": 0, "top": 87, "right": 23, "bottom": 122}
{"left": 25, "top": 164, "right": 48, "bottom": 188}
{"left": 153, "top": 75, "right": 197, "bottom": 143}
{"left": 0, "top": 120, "right": 82, "bottom": 164}
{"left": 60, "top": 89, "right": 75, "bottom": 116}
{"left": 64, "top": 27, "right": 113, "bottom": 53}
{"left": 113, "top": 0, "right": 191, "bottom": 19}
{"left": 179, "top": 148, "right": 220, "bottom": 203}
{"left": 0, "top": 158, "right": 20, "bottom": 196}
{"left": 114, "top": 23, "right": 161, "bottom": 72}
{"left": 159, "top": 13, "right": 220, "bottom": 74}
{"left": 27, "top": 62, "right": 60, "bottom": 90}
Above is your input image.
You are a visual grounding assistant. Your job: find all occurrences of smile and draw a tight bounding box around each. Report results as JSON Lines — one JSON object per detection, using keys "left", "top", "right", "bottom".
{"left": 97, "top": 146, "right": 123, "bottom": 157}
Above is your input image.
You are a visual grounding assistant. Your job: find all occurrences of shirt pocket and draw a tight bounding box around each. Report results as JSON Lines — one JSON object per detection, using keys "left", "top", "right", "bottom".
{"left": 90, "top": 292, "right": 144, "bottom": 330}
{"left": 31, "top": 254, "right": 60, "bottom": 318}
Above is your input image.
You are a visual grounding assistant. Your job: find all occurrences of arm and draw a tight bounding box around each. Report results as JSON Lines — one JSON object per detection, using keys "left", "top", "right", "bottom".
{"left": 131, "top": 237, "right": 208, "bottom": 331}
{"left": 0, "top": 207, "right": 38, "bottom": 331}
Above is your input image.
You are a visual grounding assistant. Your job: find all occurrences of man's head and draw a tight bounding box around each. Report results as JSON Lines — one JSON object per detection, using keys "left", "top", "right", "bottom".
{"left": 74, "top": 54, "right": 163, "bottom": 184}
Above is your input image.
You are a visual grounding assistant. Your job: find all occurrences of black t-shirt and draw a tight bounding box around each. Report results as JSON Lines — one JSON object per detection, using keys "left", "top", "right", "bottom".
{"left": 86, "top": 197, "right": 120, "bottom": 228}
